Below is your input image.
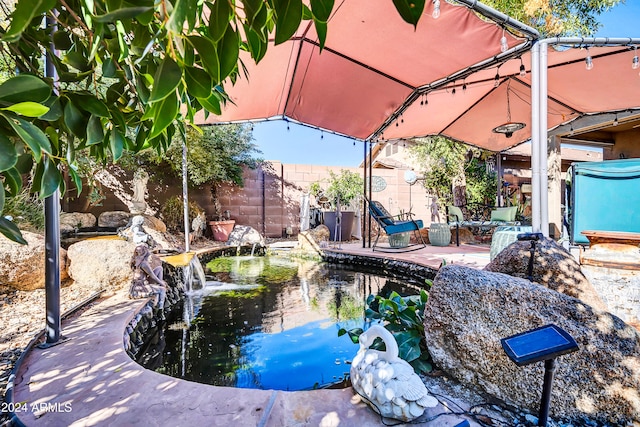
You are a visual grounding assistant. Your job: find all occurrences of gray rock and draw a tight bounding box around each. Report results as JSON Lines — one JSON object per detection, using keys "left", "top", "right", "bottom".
{"left": 67, "top": 238, "right": 137, "bottom": 294}
{"left": 298, "top": 225, "right": 330, "bottom": 252}
{"left": 0, "top": 231, "right": 68, "bottom": 290}
{"left": 98, "top": 211, "right": 131, "bottom": 228}
{"left": 225, "top": 225, "right": 265, "bottom": 248}
{"left": 59, "top": 212, "right": 97, "bottom": 233}
{"left": 424, "top": 264, "right": 640, "bottom": 426}
{"left": 484, "top": 236, "right": 607, "bottom": 311}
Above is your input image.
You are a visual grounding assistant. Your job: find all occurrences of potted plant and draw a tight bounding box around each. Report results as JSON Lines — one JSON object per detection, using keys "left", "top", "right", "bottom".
{"left": 209, "top": 185, "right": 236, "bottom": 242}
{"left": 312, "top": 170, "right": 363, "bottom": 241}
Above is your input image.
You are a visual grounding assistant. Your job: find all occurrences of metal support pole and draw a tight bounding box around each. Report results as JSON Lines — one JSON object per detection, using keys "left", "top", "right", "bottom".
{"left": 539, "top": 42, "right": 549, "bottom": 237}
{"left": 368, "top": 141, "right": 373, "bottom": 248}
{"left": 530, "top": 42, "right": 541, "bottom": 234}
{"left": 44, "top": 190, "right": 61, "bottom": 344}
{"left": 362, "top": 139, "right": 367, "bottom": 248}
{"left": 182, "top": 136, "right": 190, "bottom": 252}
{"left": 43, "top": 12, "right": 62, "bottom": 346}
{"left": 538, "top": 358, "right": 557, "bottom": 426}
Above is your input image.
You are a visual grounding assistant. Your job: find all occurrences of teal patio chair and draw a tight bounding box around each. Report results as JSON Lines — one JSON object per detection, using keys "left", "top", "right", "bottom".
{"left": 367, "top": 199, "right": 426, "bottom": 252}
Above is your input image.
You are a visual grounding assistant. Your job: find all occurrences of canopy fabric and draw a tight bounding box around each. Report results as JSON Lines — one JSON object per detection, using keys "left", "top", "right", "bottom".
{"left": 201, "top": 0, "right": 640, "bottom": 153}
{"left": 200, "top": 0, "right": 526, "bottom": 143}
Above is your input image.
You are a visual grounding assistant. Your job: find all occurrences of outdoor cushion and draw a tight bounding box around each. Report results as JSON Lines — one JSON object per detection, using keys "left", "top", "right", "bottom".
{"left": 490, "top": 206, "right": 518, "bottom": 221}
{"left": 447, "top": 206, "right": 464, "bottom": 223}
{"left": 370, "top": 201, "right": 396, "bottom": 226}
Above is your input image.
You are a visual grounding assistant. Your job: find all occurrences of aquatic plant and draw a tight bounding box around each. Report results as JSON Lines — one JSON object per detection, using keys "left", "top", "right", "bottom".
{"left": 339, "top": 287, "right": 432, "bottom": 374}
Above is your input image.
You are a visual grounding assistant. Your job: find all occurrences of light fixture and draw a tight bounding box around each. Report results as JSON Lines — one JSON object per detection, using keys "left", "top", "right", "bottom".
{"left": 492, "top": 80, "right": 526, "bottom": 138}
{"left": 494, "top": 71, "right": 500, "bottom": 88}
{"left": 462, "top": 81, "right": 467, "bottom": 92}
{"left": 633, "top": 46, "right": 639, "bottom": 70}
{"left": 500, "top": 28, "right": 508, "bottom": 53}
{"left": 432, "top": 0, "right": 440, "bottom": 19}
{"left": 519, "top": 57, "right": 526, "bottom": 77}
{"left": 585, "top": 47, "right": 593, "bottom": 70}
{"left": 613, "top": 114, "right": 618, "bottom": 126}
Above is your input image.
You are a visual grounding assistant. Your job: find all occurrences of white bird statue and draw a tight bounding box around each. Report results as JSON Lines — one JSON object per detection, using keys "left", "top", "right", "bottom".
{"left": 350, "top": 324, "right": 438, "bottom": 421}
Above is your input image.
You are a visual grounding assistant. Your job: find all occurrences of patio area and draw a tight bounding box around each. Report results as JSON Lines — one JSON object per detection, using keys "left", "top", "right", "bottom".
{"left": 9, "top": 242, "right": 504, "bottom": 427}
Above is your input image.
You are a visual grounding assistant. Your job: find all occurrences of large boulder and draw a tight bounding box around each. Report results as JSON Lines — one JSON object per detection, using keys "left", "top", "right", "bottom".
{"left": 484, "top": 236, "right": 607, "bottom": 311}
{"left": 424, "top": 265, "right": 640, "bottom": 426}
{"left": 226, "top": 225, "right": 266, "bottom": 248}
{"left": 67, "top": 238, "right": 136, "bottom": 294}
{"left": 98, "top": 211, "right": 131, "bottom": 228}
{"left": 0, "top": 231, "right": 68, "bottom": 290}
{"left": 59, "top": 212, "right": 97, "bottom": 233}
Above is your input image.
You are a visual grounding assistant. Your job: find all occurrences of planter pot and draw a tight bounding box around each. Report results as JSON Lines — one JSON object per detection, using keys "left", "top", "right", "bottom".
{"left": 429, "top": 223, "right": 451, "bottom": 246}
{"left": 209, "top": 220, "right": 236, "bottom": 242}
{"left": 323, "top": 211, "right": 356, "bottom": 241}
{"left": 388, "top": 232, "right": 410, "bottom": 248}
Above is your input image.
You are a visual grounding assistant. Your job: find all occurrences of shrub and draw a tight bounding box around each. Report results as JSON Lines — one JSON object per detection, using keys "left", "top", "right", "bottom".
{"left": 160, "top": 196, "right": 204, "bottom": 232}
{"left": 3, "top": 188, "right": 45, "bottom": 233}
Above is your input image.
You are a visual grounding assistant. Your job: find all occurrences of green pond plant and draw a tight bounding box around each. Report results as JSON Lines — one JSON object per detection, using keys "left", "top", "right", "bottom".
{"left": 339, "top": 286, "right": 432, "bottom": 375}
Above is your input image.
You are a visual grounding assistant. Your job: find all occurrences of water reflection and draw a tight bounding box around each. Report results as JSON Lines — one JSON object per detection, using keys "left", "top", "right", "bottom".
{"left": 143, "top": 256, "right": 420, "bottom": 391}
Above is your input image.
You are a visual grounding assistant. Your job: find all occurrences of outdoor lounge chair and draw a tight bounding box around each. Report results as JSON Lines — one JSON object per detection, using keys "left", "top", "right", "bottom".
{"left": 367, "top": 199, "right": 426, "bottom": 252}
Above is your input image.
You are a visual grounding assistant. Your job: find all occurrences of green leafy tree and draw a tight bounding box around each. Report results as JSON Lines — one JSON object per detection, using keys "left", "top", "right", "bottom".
{"left": 483, "top": 0, "right": 621, "bottom": 36}
{"left": 0, "top": 0, "right": 425, "bottom": 244}
{"left": 410, "top": 136, "right": 496, "bottom": 207}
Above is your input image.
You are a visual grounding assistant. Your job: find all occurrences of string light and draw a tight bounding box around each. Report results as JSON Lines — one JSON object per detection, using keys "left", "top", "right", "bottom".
{"left": 494, "top": 70, "right": 500, "bottom": 88}
{"left": 613, "top": 114, "right": 618, "bottom": 126}
{"left": 500, "top": 28, "right": 508, "bottom": 53}
{"left": 519, "top": 57, "right": 526, "bottom": 77}
{"left": 632, "top": 46, "right": 639, "bottom": 70}
{"left": 432, "top": 0, "right": 440, "bottom": 19}
{"left": 462, "top": 80, "right": 467, "bottom": 92}
{"left": 585, "top": 47, "right": 593, "bottom": 70}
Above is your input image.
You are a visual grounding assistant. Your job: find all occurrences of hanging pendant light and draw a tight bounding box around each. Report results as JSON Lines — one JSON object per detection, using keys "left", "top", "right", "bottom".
{"left": 492, "top": 80, "right": 526, "bottom": 138}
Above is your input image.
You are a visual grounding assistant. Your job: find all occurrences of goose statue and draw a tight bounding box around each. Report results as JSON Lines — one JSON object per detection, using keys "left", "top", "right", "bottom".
{"left": 350, "top": 325, "right": 438, "bottom": 421}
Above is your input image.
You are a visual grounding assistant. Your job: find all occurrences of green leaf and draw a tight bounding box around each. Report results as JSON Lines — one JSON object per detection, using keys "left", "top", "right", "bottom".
{"left": 208, "top": 0, "right": 233, "bottom": 42}
{"left": 149, "top": 57, "right": 182, "bottom": 103}
{"left": 185, "top": 67, "right": 213, "bottom": 99}
{"left": 92, "top": 7, "right": 153, "bottom": 23}
{"left": 2, "top": 167, "right": 22, "bottom": 196}
{"left": 273, "top": 0, "right": 303, "bottom": 45}
{"left": 391, "top": 0, "right": 425, "bottom": 28}
{"left": 1, "top": 114, "right": 52, "bottom": 162}
{"left": 188, "top": 36, "right": 220, "bottom": 83}
{"left": 0, "top": 134, "right": 17, "bottom": 171}
{"left": 310, "top": 0, "right": 333, "bottom": 22}
{"left": 1, "top": 0, "right": 56, "bottom": 43}
{"left": 69, "top": 94, "right": 111, "bottom": 117}
{"left": 242, "top": 0, "right": 265, "bottom": 29}
{"left": 244, "top": 25, "right": 268, "bottom": 62}
{"left": 109, "top": 129, "right": 125, "bottom": 161}
{"left": 149, "top": 91, "right": 178, "bottom": 139}
{"left": 314, "top": 20, "right": 328, "bottom": 50}
{"left": 68, "top": 167, "right": 83, "bottom": 196}
{"left": 102, "top": 58, "right": 118, "bottom": 78}
{"left": 0, "top": 75, "right": 51, "bottom": 105}
{"left": 217, "top": 26, "right": 240, "bottom": 81}
{"left": 0, "top": 187, "right": 4, "bottom": 219}
{"left": 0, "top": 217, "right": 27, "bottom": 245}
{"left": 395, "top": 331, "right": 422, "bottom": 362}
{"left": 53, "top": 30, "right": 73, "bottom": 50}
{"left": 40, "top": 157, "right": 61, "bottom": 199}
{"left": 40, "top": 97, "right": 63, "bottom": 121}
{"left": 1, "top": 102, "right": 49, "bottom": 117}
{"left": 64, "top": 101, "right": 88, "bottom": 139}
{"left": 166, "top": 0, "right": 190, "bottom": 34}
{"left": 87, "top": 115, "right": 105, "bottom": 146}
{"left": 196, "top": 93, "right": 222, "bottom": 115}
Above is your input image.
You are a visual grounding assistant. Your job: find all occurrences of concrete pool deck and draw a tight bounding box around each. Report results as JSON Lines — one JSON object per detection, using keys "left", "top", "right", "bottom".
{"left": 11, "top": 243, "right": 494, "bottom": 427}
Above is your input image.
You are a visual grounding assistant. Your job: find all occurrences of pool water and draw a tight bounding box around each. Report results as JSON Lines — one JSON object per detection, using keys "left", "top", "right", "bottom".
{"left": 141, "top": 255, "right": 421, "bottom": 391}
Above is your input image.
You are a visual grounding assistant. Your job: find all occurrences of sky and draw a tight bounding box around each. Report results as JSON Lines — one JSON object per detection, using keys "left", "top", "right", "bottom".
{"left": 251, "top": 2, "right": 639, "bottom": 167}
